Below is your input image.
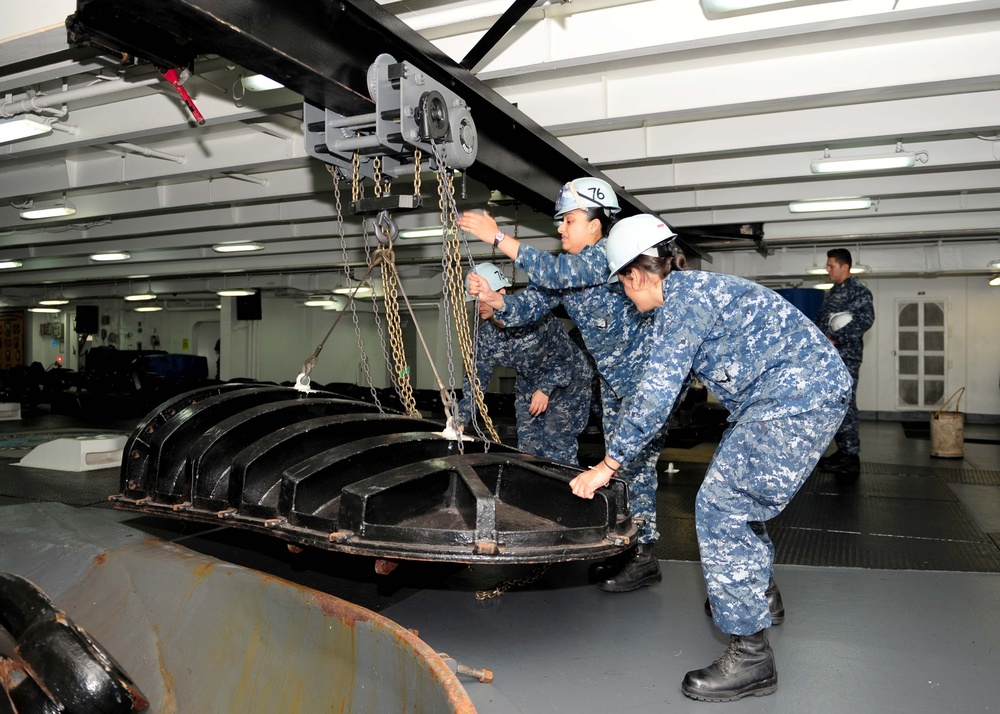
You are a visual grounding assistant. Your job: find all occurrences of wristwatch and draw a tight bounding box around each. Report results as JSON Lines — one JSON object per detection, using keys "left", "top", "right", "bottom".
{"left": 493, "top": 231, "right": 506, "bottom": 247}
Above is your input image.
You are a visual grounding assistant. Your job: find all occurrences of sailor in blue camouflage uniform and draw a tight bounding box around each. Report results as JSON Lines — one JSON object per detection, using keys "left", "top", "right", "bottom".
{"left": 457, "top": 262, "right": 592, "bottom": 465}
{"left": 814, "top": 248, "right": 875, "bottom": 474}
{"left": 570, "top": 215, "right": 850, "bottom": 702}
{"left": 458, "top": 178, "right": 667, "bottom": 593}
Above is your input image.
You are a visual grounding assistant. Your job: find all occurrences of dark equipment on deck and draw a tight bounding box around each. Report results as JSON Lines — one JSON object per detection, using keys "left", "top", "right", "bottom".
{"left": 112, "top": 384, "right": 638, "bottom": 564}
{"left": 0, "top": 573, "right": 149, "bottom": 713}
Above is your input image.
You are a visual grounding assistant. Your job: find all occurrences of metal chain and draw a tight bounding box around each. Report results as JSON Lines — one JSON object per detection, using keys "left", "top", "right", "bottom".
{"left": 475, "top": 564, "right": 551, "bottom": 600}
{"left": 413, "top": 149, "right": 422, "bottom": 197}
{"left": 331, "top": 162, "right": 382, "bottom": 411}
{"left": 373, "top": 156, "right": 382, "bottom": 198}
{"left": 434, "top": 142, "right": 498, "bottom": 442}
{"left": 377, "top": 242, "right": 419, "bottom": 417}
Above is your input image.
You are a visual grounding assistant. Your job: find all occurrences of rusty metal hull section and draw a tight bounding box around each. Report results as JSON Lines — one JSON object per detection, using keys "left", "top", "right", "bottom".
{"left": 113, "top": 384, "right": 636, "bottom": 564}
{"left": 0, "top": 503, "right": 477, "bottom": 713}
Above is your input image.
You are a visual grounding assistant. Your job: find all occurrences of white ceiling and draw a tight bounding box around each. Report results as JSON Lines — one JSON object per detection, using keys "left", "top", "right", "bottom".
{"left": 1, "top": 0, "right": 999, "bottom": 307}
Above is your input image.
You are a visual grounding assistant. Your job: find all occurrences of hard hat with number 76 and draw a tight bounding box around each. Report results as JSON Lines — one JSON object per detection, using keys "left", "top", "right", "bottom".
{"left": 605, "top": 214, "right": 678, "bottom": 282}
{"left": 554, "top": 177, "right": 621, "bottom": 219}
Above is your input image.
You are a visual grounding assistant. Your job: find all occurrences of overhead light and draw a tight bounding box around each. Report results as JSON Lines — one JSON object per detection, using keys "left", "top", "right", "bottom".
{"left": 39, "top": 298, "right": 69, "bottom": 306}
{"left": 398, "top": 227, "right": 446, "bottom": 239}
{"left": 0, "top": 115, "right": 52, "bottom": 144}
{"left": 788, "top": 197, "right": 873, "bottom": 213}
{"left": 703, "top": 0, "right": 846, "bottom": 13}
{"left": 304, "top": 297, "right": 335, "bottom": 307}
{"left": 20, "top": 198, "right": 77, "bottom": 220}
{"left": 988, "top": 260, "right": 1000, "bottom": 271}
{"left": 90, "top": 251, "right": 131, "bottom": 262}
{"left": 812, "top": 282, "right": 834, "bottom": 290}
{"left": 990, "top": 276, "right": 1000, "bottom": 287}
{"left": 217, "top": 289, "right": 256, "bottom": 297}
{"left": 805, "top": 266, "right": 828, "bottom": 275}
{"left": 241, "top": 74, "right": 284, "bottom": 92}
{"left": 28, "top": 307, "right": 62, "bottom": 314}
{"left": 332, "top": 285, "right": 375, "bottom": 298}
{"left": 124, "top": 292, "right": 156, "bottom": 302}
{"left": 850, "top": 265, "right": 873, "bottom": 274}
{"left": 213, "top": 242, "right": 264, "bottom": 253}
{"left": 811, "top": 144, "right": 928, "bottom": 174}
{"left": 0, "top": 260, "right": 23, "bottom": 270}
{"left": 134, "top": 305, "right": 163, "bottom": 312}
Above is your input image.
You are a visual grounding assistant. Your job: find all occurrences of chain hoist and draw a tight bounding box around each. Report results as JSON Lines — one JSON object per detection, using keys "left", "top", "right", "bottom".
{"left": 434, "top": 143, "right": 498, "bottom": 442}
{"left": 377, "top": 240, "right": 419, "bottom": 418}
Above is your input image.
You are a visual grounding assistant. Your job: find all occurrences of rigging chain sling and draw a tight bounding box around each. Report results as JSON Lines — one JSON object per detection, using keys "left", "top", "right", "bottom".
{"left": 433, "top": 141, "right": 499, "bottom": 442}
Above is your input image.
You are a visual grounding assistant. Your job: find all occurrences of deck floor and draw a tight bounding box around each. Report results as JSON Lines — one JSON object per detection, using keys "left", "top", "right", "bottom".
{"left": 2, "top": 415, "right": 999, "bottom": 712}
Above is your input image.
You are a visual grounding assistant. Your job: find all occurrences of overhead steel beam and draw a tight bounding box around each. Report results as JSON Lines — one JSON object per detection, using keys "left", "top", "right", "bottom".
{"left": 461, "top": 0, "right": 537, "bottom": 71}
{"left": 65, "top": 0, "right": 703, "bottom": 256}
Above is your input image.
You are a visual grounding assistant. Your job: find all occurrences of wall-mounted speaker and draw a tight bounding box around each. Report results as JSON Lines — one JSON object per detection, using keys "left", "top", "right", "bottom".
{"left": 235, "top": 292, "right": 262, "bottom": 321}
{"left": 75, "top": 305, "right": 99, "bottom": 334}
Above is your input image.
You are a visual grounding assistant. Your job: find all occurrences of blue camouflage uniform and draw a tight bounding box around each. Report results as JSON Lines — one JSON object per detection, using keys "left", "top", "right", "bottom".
{"left": 457, "top": 313, "right": 593, "bottom": 465}
{"left": 494, "top": 239, "right": 666, "bottom": 544}
{"left": 813, "top": 276, "right": 875, "bottom": 456}
{"left": 603, "top": 270, "right": 850, "bottom": 635}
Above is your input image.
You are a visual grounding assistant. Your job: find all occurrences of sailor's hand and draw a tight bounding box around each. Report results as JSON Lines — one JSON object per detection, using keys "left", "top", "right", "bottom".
{"left": 528, "top": 390, "right": 549, "bottom": 416}
{"left": 457, "top": 210, "right": 498, "bottom": 244}
{"left": 468, "top": 273, "right": 505, "bottom": 310}
{"left": 570, "top": 466, "right": 611, "bottom": 500}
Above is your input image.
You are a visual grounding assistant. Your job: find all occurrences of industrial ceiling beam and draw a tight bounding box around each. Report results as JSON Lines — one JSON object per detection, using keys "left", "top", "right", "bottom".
{"left": 64, "top": 0, "right": 666, "bottom": 227}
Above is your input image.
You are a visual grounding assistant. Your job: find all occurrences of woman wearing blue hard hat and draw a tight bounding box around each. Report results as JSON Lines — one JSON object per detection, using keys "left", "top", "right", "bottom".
{"left": 458, "top": 178, "right": 667, "bottom": 593}
{"left": 571, "top": 213, "right": 850, "bottom": 702}
{"left": 457, "top": 262, "right": 593, "bottom": 465}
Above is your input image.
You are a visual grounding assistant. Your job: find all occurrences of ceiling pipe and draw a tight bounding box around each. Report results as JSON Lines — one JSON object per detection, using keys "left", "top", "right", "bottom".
{"left": 0, "top": 76, "right": 161, "bottom": 118}
{"left": 107, "top": 142, "right": 187, "bottom": 163}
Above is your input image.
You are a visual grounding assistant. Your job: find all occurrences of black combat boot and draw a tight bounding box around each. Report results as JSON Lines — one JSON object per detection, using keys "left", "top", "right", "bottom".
{"left": 704, "top": 577, "right": 785, "bottom": 625}
{"left": 597, "top": 543, "right": 661, "bottom": 593}
{"left": 681, "top": 631, "right": 777, "bottom": 702}
{"left": 818, "top": 451, "right": 860, "bottom": 473}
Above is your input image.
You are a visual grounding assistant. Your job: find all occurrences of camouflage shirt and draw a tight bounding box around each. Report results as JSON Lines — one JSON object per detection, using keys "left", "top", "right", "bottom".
{"left": 456, "top": 313, "right": 593, "bottom": 425}
{"left": 605, "top": 270, "right": 851, "bottom": 466}
{"left": 494, "top": 240, "right": 655, "bottom": 400}
{"left": 814, "top": 275, "right": 875, "bottom": 363}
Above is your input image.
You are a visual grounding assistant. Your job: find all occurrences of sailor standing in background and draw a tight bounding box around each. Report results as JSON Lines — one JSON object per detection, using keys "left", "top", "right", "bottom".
{"left": 814, "top": 248, "right": 875, "bottom": 474}
{"left": 457, "top": 262, "right": 593, "bottom": 466}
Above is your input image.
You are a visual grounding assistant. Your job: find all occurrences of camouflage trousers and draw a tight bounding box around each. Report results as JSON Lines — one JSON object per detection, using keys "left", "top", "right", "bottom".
{"left": 834, "top": 356, "right": 862, "bottom": 455}
{"left": 602, "top": 385, "right": 667, "bottom": 545}
{"left": 515, "top": 378, "right": 591, "bottom": 466}
{"left": 698, "top": 396, "right": 848, "bottom": 635}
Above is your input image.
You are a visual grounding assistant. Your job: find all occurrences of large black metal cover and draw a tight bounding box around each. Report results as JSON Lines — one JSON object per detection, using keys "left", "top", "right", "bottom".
{"left": 113, "top": 384, "right": 637, "bottom": 564}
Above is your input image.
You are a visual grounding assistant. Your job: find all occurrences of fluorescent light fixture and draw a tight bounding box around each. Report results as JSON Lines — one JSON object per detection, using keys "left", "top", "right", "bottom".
{"left": 988, "top": 260, "right": 1000, "bottom": 271}
{"left": 241, "top": 74, "right": 283, "bottom": 92}
{"left": 39, "top": 298, "right": 69, "bottom": 306}
{"left": 124, "top": 292, "right": 156, "bottom": 302}
{"left": 805, "top": 266, "right": 828, "bottom": 275}
{"left": 812, "top": 282, "right": 834, "bottom": 290}
{"left": 398, "top": 227, "right": 445, "bottom": 239}
{"left": 304, "top": 297, "right": 335, "bottom": 307}
{"left": 134, "top": 305, "right": 163, "bottom": 312}
{"left": 989, "top": 275, "right": 1000, "bottom": 286}
{"left": 20, "top": 198, "right": 77, "bottom": 220}
{"left": 0, "top": 260, "right": 23, "bottom": 270}
{"left": 850, "top": 265, "right": 872, "bottom": 274}
{"left": 90, "top": 251, "right": 131, "bottom": 262}
{"left": 332, "top": 285, "right": 374, "bottom": 298}
{"left": 217, "top": 289, "right": 256, "bottom": 297}
{"left": 788, "top": 197, "right": 873, "bottom": 213}
{"left": 0, "top": 115, "right": 52, "bottom": 143}
{"left": 29, "top": 307, "right": 61, "bottom": 313}
{"left": 811, "top": 152, "right": 919, "bottom": 174}
{"left": 703, "top": 0, "right": 845, "bottom": 13}
{"left": 213, "top": 242, "right": 264, "bottom": 253}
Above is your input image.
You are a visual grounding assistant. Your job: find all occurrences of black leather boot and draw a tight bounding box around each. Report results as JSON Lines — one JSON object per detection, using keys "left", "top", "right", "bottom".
{"left": 818, "top": 451, "right": 860, "bottom": 473}
{"left": 681, "top": 631, "right": 777, "bottom": 702}
{"left": 597, "top": 543, "right": 661, "bottom": 593}
{"left": 704, "top": 577, "right": 785, "bottom": 625}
